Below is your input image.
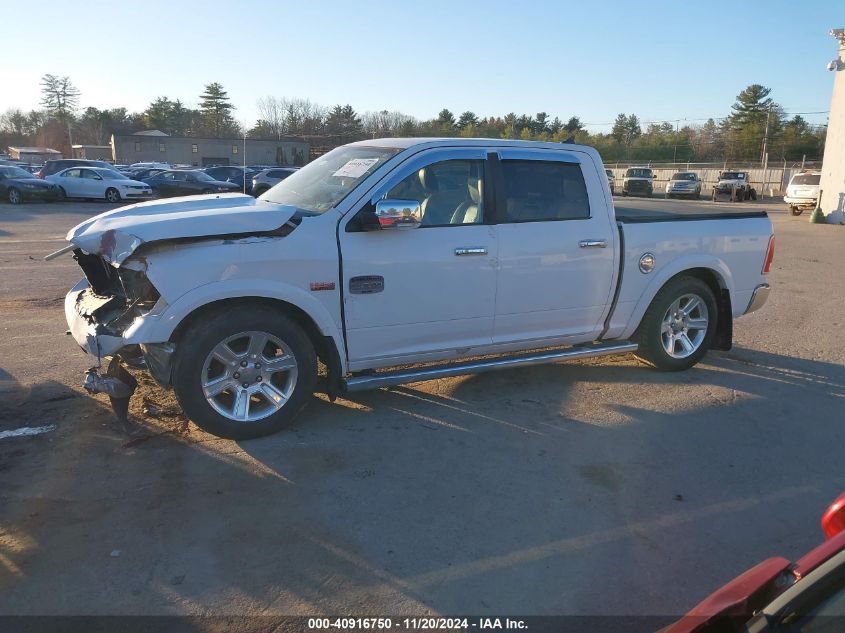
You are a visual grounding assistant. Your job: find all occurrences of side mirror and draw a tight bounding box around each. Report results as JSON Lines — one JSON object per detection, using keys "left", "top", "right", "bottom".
{"left": 375, "top": 198, "right": 422, "bottom": 229}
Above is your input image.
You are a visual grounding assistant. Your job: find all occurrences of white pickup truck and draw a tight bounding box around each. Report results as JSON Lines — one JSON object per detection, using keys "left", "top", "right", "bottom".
{"left": 56, "top": 139, "right": 775, "bottom": 439}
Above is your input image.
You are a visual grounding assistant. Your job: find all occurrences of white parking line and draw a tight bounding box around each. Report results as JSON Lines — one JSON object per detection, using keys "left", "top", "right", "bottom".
{"left": 0, "top": 425, "right": 57, "bottom": 440}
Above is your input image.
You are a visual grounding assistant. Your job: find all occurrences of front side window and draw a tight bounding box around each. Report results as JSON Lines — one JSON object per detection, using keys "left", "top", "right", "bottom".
{"left": 262, "top": 144, "right": 401, "bottom": 214}
{"left": 80, "top": 169, "right": 100, "bottom": 180}
{"left": 384, "top": 159, "right": 484, "bottom": 226}
{"left": 501, "top": 160, "right": 590, "bottom": 222}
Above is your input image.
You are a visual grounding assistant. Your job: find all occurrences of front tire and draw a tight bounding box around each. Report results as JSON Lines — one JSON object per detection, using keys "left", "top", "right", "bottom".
{"left": 790, "top": 206, "right": 803, "bottom": 216}
{"left": 8, "top": 188, "right": 22, "bottom": 205}
{"left": 105, "top": 187, "right": 121, "bottom": 203}
{"left": 173, "top": 306, "right": 317, "bottom": 439}
{"left": 634, "top": 276, "right": 717, "bottom": 371}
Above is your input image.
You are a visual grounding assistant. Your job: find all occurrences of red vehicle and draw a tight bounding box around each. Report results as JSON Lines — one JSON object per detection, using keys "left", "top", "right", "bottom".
{"left": 664, "top": 492, "right": 845, "bottom": 632}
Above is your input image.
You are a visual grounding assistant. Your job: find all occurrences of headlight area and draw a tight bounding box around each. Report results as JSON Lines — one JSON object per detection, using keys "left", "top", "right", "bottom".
{"left": 72, "top": 249, "right": 161, "bottom": 338}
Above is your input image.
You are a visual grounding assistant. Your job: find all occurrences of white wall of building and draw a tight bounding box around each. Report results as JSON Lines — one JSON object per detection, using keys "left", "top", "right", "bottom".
{"left": 820, "top": 31, "right": 845, "bottom": 222}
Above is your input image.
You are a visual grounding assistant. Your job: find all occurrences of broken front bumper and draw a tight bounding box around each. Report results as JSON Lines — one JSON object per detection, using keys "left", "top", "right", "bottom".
{"left": 65, "top": 279, "right": 175, "bottom": 384}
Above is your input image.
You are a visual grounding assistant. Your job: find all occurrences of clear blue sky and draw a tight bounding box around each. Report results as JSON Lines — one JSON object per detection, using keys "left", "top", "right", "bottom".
{"left": 2, "top": 0, "right": 840, "bottom": 132}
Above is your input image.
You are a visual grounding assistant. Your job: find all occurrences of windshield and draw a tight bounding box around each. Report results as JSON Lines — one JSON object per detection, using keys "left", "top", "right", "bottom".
{"left": 0, "top": 166, "right": 33, "bottom": 179}
{"left": 791, "top": 174, "right": 820, "bottom": 186}
{"left": 721, "top": 172, "right": 745, "bottom": 180}
{"left": 671, "top": 173, "right": 697, "bottom": 181}
{"left": 262, "top": 145, "right": 402, "bottom": 213}
{"left": 625, "top": 168, "right": 652, "bottom": 178}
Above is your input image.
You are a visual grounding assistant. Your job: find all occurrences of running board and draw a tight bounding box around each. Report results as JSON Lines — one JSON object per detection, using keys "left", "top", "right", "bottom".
{"left": 342, "top": 341, "right": 638, "bottom": 393}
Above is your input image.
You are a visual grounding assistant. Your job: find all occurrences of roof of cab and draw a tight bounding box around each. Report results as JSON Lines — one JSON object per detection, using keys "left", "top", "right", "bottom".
{"left": 347, "top": 137, "right": 602, "bottom": 158}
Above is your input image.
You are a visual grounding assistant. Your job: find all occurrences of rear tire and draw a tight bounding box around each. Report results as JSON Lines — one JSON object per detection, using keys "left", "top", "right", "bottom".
{"left": 172, "top": 306, "right": 318, "bottom": 440}
{"left": 790, "top": 206, "right": 803, "bottom": 216}
{"left": 8, "top": 187, "right": 21, "bottom": 205}
{"left": 634, "top": 276, "right": 717, "bottom": 371}
{"left": 105, "top": 187, "right": 121, "bottom": 203}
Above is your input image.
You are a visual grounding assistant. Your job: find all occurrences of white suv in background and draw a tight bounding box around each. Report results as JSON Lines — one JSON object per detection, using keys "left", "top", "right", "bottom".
{"left": 784, "top": 171, "right": 821, "bottom": 216}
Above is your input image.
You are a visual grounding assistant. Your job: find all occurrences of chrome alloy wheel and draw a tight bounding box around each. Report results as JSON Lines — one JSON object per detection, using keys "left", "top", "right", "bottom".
{"left": 201, "top": 330, "right": 298, "bottom": 422}
{"left": 660, "top": 294, "right": 709, "bottom": 359}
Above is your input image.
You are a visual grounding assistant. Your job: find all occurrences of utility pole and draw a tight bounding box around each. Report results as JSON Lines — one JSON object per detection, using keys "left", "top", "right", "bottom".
{"left": 761, "top": 103, "right": 772, "bottom": 166}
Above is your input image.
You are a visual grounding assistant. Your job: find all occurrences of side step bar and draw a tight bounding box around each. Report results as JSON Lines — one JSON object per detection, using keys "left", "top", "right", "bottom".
{"left": 343, "top": 341, "right": 638, "bottom": 393}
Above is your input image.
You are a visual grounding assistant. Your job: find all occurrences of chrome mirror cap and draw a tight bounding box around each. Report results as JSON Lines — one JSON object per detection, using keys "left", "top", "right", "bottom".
{"left": 375, "top": 199, "right": 422, "bottom": 229}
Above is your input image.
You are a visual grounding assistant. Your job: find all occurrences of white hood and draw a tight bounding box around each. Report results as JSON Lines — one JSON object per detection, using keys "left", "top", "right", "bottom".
{"left": 64, "top": 193, "right": 297, "bottom": 265}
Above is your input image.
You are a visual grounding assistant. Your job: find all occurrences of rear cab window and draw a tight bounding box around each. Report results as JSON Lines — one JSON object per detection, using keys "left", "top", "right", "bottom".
{"left": 500, "top": 160, "right": 590, "bottom": 222}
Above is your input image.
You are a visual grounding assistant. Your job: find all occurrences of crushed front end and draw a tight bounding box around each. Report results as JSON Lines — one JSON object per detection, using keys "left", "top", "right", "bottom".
{"left": 65, "top": 249, "right": 174, "bottom": 418}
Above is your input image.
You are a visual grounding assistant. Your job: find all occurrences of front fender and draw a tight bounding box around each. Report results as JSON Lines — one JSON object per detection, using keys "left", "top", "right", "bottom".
{"left": 618, "top": 255, "right": 734, "bottom": 340}
{"left": 124, "top": 278, "right": 347, "bottom": 373}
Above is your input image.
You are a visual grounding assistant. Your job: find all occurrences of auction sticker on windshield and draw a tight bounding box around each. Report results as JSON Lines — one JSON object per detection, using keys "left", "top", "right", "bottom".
{"left": 332, "top": 158, "right": 380, "bottom": 178}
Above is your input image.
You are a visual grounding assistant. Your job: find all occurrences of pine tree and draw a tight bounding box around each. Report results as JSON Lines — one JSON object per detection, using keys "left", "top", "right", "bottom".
{"left": 199, "top": 82, "right": 236, "bottom": 137}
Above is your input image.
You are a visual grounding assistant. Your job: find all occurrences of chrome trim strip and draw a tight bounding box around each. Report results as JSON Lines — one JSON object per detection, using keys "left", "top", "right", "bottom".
{"left": 454, "top": 247, "right": 487, "bottom": 256}
{"left": 579, "top": 239, "right": 608, "bottom": 248}
{"left": 343, "top": 341, "right": 638, "bottom": 392}
{"left": 744, "top": 283, "right": 770, "bottom": 314}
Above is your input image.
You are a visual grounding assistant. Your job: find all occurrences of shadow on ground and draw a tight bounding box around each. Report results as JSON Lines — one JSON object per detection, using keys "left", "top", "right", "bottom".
{"left": 1, "top": 347, "right": 843, "bottom": 617}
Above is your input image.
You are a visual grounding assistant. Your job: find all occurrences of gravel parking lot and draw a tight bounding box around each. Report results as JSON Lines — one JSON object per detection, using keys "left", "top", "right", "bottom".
{"left": 1, "top": 196, "right": 844, "bottom": 620}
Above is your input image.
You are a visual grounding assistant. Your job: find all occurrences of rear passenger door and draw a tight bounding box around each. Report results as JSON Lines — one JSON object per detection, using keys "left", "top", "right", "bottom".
{"left": 57, "top": 169, "right": 83, "bottom": 197}
{"left": 492, "top": 149, "right": 617, "bottom": 345}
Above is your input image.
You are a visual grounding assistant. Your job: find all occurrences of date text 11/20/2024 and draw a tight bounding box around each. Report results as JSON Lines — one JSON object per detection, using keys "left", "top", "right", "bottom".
{"left": 307, "top": 618, "right": 528, "bottom": 630}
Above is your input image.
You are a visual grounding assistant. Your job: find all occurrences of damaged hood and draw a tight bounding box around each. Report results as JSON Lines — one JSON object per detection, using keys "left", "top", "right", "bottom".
{"left": 64, "top": 193, "right": 297, "bottom": 265}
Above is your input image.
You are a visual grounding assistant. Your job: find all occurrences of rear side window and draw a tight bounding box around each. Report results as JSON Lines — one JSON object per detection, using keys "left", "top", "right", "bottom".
{"left": 500, "top": 161, "right": 590, "bottom": 222}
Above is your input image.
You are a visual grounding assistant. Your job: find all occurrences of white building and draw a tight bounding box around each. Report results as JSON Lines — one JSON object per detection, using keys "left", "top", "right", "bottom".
{"left": 820, "top": 29, "right": 845, "bottom": 222}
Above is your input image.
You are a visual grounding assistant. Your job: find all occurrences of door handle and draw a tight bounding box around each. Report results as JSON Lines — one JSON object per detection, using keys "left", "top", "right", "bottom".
{"left": 455, "top": 247, "right": 487, "bottom": 256}
{"left": 579, "top": 240, "right": 608, "bottom": 249}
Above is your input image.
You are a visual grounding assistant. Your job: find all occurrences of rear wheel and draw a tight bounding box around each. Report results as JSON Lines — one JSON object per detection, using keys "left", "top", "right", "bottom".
{"left": 105, "top": 187, "right": 121, "bottom": 203}
{"left": 635, "top": 276, "right": 717, "bottom": 371}
{"left": 7, "top": 187, "right": 21, "bottom": 205}
{"left": 790, "top": 206, "right": 803, "bottom": 216}
{"left": 172, "top": 306, "right": 317, "bottom": 439}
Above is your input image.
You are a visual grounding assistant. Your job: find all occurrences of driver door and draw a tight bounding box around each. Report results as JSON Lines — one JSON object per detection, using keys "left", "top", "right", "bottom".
{"left": 340, "top": 148, "right": 498, "bottom": 369}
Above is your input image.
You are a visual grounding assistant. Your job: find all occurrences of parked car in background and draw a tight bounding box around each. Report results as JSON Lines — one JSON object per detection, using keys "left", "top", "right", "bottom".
{"left": 0, "top": 165, "right": 61, "bottom": 204}
{"left": 666, "top": 172, "right": 702, "bottom": 199}
{"left": 128, "top": 167, "right": 167, "bottom": 181}
{"left": 713, "top": 170, "right": 756, "bottom": 202}
{"left": 59, "top": 138, "right": 774, "bottom": 439}
{"left": 664, "top": 491, "right": 845, "bottom": 633}
{"left": 784, "top": 170, "right": 821, "bottom": 216}
{"left": 621, "top": 166, "right": 654, "bottom": 197}
{"left": 143, "top": 169, "right": 240, "bottom": 197}
{"left": 203, "top": 166, "right": 259, "bottom": 194}
{"left": 36, "top": 159, "right": 117, "bottom": 179}
{"left": 129, "top": 162, "right": 170, "bottom": 170}
{"left": 251, "top": 167, "right": 298, "bottom": 196}
{"left": 604, "top": 168, "right": 616, "bottom": 195}
{"left": 46, "top": 167, "right": 152, "bottom": 202}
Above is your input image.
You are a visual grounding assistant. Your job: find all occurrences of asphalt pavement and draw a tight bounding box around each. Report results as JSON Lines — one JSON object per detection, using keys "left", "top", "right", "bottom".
{"left": 0, "top": 195, "right": 843, "bottom": 620}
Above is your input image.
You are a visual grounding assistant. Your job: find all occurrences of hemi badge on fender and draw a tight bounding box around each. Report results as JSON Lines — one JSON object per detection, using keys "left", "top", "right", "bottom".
{"left": 310, "top": 281, "right": 336, "bottom": 291}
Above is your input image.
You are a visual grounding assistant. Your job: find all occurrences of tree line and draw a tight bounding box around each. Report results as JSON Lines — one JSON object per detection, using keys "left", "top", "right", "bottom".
{"left": 0, "top": 75, "right": 826, "bottom": 164}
